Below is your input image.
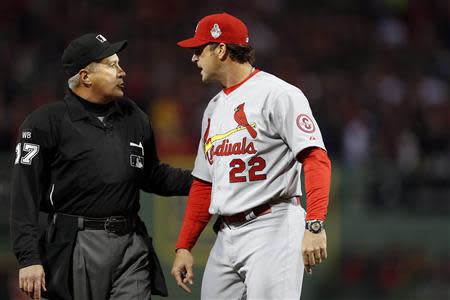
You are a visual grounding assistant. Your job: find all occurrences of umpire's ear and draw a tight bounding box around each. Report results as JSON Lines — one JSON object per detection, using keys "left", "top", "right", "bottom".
{"left": 79, "top": 69, "right": 93, "bottom": 87}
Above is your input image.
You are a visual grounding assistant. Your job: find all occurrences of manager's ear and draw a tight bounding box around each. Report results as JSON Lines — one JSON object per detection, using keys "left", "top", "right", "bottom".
{"left": 216, "top": 43, "right": 228, "bottom": 61}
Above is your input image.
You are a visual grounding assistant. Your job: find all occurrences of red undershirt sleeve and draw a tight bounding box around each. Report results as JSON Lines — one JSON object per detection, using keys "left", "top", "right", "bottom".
{"left": 175, "top": 178, "right": 213, "bottom": 251}
{"left": 297, "top": 147, "right": 332, "bottom": 221}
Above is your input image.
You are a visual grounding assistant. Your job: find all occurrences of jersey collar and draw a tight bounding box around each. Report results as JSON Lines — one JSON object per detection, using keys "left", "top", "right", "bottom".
{"left": 65, "top": 89, "right": 125, "bottom": 121}
{"left": 223, "top": 68, "right": 260, "bottom": 95}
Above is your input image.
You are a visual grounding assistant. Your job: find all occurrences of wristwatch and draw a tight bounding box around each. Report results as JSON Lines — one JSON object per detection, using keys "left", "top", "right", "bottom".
{"left": 305, "top": 220, "right": 324, "bottom": 233}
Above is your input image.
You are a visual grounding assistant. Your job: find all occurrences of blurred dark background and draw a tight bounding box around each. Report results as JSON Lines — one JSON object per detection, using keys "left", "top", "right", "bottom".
{"left": 0, "top": 0, "right": 449, "bottom": 299}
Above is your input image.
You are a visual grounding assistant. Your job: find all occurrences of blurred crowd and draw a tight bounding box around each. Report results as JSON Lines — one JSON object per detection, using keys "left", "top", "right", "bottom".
{"left": 1, "top": 0, "right": 449, "bottom": 167}
{"left": 0, "top": 0, "right": 449, "bottom": 299}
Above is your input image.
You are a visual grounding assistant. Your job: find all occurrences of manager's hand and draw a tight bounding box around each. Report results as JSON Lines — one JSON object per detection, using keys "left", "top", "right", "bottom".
{"left": 302, "top": 229, "right": 327, "bottom": 274}
{"left": 171, "top": 248, "right": 194, "bottom": 293}
{"left": 19, "top": 264, "right": 46, "bottom": 300}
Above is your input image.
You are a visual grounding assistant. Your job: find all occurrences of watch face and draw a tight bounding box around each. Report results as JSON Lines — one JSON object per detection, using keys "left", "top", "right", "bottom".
{"left": 311, "top": 222, "right": 321, "bottom": 232}
{"left": 308, "top": 220, "right": 323, "bottom": 233}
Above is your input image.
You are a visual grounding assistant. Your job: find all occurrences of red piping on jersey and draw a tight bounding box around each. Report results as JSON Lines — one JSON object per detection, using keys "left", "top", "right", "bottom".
{"left": 175, "top": 178, "right": 212, "bottom": 251}
{"left": 223, "top": 69, "right": 260, "bottom": 95}
{"left": 297, "top": 147, "right": 331, "bottom": 221}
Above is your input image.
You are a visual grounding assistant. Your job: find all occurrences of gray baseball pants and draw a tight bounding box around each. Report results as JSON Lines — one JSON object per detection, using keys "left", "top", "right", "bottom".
{"left": 45, "top": 229, "right": 152, "bottom": 300}
{"left": 201, "top": 199, "right": 305, "bottom": 300}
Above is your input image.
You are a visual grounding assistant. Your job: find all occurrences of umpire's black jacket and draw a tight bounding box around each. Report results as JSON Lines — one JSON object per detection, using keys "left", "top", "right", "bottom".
{"left": 10, "top": 89, "right": 192, "bottom": 298}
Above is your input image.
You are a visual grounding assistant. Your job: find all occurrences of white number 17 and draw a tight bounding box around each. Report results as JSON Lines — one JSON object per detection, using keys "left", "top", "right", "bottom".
{"left": 15, "top": 143, "right": 40, "bottom": 165}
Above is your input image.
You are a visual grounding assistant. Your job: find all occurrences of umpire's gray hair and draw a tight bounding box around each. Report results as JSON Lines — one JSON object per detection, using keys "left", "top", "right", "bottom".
{"left": 67, "top": 73, "right": 81, "bottom": 89}
{"left": 67, "top": 63, "right": 97, "bottom": 89}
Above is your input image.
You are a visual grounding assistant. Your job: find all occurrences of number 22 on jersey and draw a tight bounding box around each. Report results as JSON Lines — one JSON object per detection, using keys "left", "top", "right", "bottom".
{"left": 229, "top": 156, "right": 267, "bottom": 183}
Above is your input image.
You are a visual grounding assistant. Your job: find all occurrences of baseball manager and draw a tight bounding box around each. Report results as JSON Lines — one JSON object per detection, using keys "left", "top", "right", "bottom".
{"left": 171, "top": 13, "right": 332, "bottom": 300}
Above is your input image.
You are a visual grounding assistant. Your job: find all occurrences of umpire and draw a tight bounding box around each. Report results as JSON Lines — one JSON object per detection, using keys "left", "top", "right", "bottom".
{"left": 10, "top": 33, "right": 192, "bottom": 300}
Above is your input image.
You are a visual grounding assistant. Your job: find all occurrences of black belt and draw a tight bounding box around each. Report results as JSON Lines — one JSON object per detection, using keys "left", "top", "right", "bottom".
{"left": 55, "top": 213, "right": 137, "bottom": 235}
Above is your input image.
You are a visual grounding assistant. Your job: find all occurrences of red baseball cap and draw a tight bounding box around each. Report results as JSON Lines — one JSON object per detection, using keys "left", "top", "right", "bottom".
{"left": 177, "top": 12, "right": 249, "bottom": 48}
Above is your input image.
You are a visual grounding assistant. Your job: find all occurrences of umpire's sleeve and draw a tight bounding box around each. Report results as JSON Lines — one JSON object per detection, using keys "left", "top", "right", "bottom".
{"left": 10, "top": 112, "right": 53, "bottom": 268}
{"left": 140, "top": 124, "right": 192, "bottom": 196}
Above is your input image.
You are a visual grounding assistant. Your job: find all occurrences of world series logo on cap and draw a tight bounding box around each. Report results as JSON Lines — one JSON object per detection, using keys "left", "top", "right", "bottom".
{"left": 210, "top": 24, "right": 222, "bottom": 39}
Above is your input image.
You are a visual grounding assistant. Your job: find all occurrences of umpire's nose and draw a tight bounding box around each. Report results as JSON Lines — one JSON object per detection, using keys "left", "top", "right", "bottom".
{"left": 117, "top": 64, "right": 126, "bottom": 77}
{"left": 192, "top": 53, "right": 199, "bottom": 63}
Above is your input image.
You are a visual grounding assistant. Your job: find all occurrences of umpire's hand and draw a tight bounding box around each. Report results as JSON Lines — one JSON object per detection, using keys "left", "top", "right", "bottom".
{"left": 19, "top": 264, "right": 46, "bottom": 300}
{"left": 171, "top": 249, "right": 194, "bottom": 293}
{"left": 302, "top": 229, "right": 327, "bottom": 274}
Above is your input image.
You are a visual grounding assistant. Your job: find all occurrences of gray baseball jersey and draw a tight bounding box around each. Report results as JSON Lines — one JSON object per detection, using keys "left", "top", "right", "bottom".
{"left": 192, "top": 70, "right": 326, "bottom": 215}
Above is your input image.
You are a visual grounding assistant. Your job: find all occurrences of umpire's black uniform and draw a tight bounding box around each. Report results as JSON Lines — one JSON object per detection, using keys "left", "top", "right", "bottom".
{"left": 10, "top": 34, "right": 192, "bottom": 300}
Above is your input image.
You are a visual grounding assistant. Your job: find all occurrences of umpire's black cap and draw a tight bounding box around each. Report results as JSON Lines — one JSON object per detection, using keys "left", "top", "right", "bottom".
{"left": 62, "top": 33, "right": 127, "bottom": 77}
